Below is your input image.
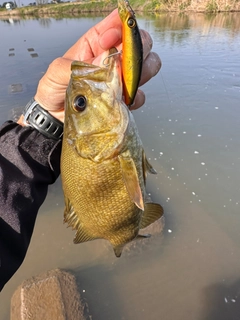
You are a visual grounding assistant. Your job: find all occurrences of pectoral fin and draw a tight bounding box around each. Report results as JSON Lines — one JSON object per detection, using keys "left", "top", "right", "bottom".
{"left": 64, "top": 196, "right": 96, "bottom": 244}
{"left": 140, "top": 202, "right": 164, "bottom": 229}
{"left": 118, "top": 153, "right": 144, "bottom": 210}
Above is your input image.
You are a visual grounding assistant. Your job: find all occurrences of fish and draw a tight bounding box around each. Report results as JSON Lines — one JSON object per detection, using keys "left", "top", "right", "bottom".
{"left": 118, "top": 0, "right": 143, "bottom": 106}
{"left": 61, "top": 48, "right": 163, "bottom": 257}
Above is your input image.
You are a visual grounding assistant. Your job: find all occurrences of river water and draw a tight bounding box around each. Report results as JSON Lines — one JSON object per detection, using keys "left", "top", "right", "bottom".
{"left": 0, "top": 12, "right": 240, "bottom": 320}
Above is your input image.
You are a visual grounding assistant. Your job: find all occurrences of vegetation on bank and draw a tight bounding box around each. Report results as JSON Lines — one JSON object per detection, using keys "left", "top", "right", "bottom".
{"left": 0, "top": 0, "right": 240, "bottom": 17}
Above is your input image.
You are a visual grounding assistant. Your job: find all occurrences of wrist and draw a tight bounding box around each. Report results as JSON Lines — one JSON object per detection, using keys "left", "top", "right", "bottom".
{"left": 17, "top": 115, "right": 25, "bottom": 127}
{"left": 21, "top": 98, "right": 63, "bottom": 140}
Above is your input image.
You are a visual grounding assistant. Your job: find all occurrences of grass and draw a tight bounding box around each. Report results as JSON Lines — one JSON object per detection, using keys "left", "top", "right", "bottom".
{"left": 0, "top": 0, "right": 239, "bottom": 16}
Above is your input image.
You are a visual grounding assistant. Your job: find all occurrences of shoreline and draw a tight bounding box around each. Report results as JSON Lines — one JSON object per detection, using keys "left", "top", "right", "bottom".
{"left": 0, "top": 0, "right": 240, "bottom": 17}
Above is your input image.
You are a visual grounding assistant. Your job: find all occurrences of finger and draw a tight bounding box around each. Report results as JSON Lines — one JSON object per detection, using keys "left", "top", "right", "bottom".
{"left": 47, "top": 57, "right": 72, "bottom": 86}
{"left": 139, "top": 52, "right": 162, "bottom": 87}
{"left": 98, "top": 25, "right": 122, "bottom": 50}
{"left": 130, "top": 89, "right": 145, "bottom": 110}
{"left": 35, "top": 57, "right": 73, "bottom": 113}
{"left": 63, "top": 9, "right": 122, "bottom": 61}
{"left": 140, "top": 29, "right": 153, "bottom": 61}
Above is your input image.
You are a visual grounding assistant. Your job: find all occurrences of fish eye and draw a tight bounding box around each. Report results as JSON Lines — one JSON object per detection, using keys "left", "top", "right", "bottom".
{"left": 127, "top": 18, "right": 136, "bottom": 28}
{"left": 73, "top": 95, "right": 87, "bottom": 112}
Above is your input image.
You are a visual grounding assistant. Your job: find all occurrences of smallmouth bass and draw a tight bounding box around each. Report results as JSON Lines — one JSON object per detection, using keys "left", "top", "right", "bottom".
{"left": 61, "top": 48, "right": 163, "bottom": 257}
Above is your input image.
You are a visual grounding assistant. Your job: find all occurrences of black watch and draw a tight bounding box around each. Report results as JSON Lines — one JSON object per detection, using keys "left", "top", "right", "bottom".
{"left": 23, "top": 98, "right": 63, "bottom": 140}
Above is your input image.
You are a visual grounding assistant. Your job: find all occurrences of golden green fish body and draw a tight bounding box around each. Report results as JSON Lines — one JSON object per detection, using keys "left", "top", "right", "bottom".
{"left": 118, "top": 0, "right": 143, "bottom": 106}
{"left": 61, "top": 50, "right": 163, "bottom": 257}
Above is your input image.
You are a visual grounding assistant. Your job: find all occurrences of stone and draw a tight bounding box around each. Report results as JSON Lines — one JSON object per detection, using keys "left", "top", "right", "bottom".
{"left": 11, "top": 269, "right": 85, "bottom": 320}
{"left": 30, "top": 53, "right": 38, "bottom": 58}
{"left": 8, "top": 84, "right": 23, "bottom": 93}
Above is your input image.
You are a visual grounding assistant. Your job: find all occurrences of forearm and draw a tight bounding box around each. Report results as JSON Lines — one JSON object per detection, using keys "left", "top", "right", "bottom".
{"left": 0, "top": 121, "right": 61, "bottom": 291}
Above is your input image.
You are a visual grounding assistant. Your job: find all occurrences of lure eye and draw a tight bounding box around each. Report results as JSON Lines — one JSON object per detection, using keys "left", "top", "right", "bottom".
{"left": 73, "top": 95, "right": 87, "bottom": 112}
{"left": 127, "top": 17, "right": 136, "bottom": 28}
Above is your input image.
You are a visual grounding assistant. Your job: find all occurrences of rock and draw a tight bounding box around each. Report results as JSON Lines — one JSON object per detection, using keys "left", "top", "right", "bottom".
{"left": 11, "top": 269, "right": 85, "bottom": 320}
{"left": 8, "top": 84, "right": 23, "bottom": 93}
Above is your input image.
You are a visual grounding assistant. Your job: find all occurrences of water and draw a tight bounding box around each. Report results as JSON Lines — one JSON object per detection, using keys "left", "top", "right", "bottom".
{"left": 0, "top": 12, "right": 240, "bottom": 320}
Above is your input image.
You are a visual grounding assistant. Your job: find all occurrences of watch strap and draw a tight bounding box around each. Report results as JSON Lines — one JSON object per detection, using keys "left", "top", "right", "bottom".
{"left": 23, "top": 98, "right": 63, "bottom": 140}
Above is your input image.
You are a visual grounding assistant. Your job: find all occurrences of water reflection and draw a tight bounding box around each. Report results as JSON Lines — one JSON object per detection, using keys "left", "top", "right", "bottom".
{"left": 1, "top": 18, "right": 21, "bottom": 24}
{"left": 150, "top": 12, "right": 240, "bottom": 37}
{"left": 0, "top": 11, "right": 106, "bottom": 24}
{"left": 2, "top": 11, "right": 240, "bottom": 35}
{"left": 0, "top": 16, "right": 53, "bottom": 26}
{"left": 38, "top": 17, "right": 51, "bottom": 27}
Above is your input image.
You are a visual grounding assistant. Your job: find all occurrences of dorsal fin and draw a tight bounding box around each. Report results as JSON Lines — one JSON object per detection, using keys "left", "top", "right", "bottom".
{"left": 142, "top": 150, "right": 157, "bottom": 183}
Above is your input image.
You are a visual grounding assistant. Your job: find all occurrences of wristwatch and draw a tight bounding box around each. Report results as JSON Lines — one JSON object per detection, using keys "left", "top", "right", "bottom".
{"left": 23, "top": 98, "right": 63, "bottom": 140}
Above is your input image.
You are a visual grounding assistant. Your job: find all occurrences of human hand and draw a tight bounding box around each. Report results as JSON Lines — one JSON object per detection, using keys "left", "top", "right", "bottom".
{"left": 19, "top": 9, "right": 161, "bottom": 124}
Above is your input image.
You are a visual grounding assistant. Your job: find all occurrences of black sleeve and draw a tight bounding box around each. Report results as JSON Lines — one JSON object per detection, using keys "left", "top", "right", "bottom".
{"left": 0, "top": 121, "right": 62, "bottom": 291}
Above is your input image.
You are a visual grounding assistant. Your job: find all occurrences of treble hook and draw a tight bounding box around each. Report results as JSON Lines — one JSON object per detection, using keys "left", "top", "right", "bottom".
{"left": 102, "top": 50, "right": 122, "bottom": 66}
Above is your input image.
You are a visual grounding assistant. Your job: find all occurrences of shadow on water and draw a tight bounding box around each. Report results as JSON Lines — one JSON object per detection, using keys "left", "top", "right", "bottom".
{"left": 73, "top": 264, "right": 124, "bottom": 320}
{"left": 202, "top": 280, "right": 240, "bottom": 320}
{"left": 71, "top": 232, "right": 167, "bottom": 320}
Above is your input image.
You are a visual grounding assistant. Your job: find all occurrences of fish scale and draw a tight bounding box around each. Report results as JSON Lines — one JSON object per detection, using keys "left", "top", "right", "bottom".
{"left": 62, "top": 145, "right": 137, "bottom": 223}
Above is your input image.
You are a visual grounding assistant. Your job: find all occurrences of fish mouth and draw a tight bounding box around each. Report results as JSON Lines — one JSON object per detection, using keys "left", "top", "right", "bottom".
{"left": 71, "top": 47, "right": 123, "bottom": 101}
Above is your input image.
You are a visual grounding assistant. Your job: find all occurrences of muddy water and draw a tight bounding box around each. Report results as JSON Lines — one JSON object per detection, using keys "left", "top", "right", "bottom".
{"left": 1, "top": 12, "right": 240, "bottom": 320}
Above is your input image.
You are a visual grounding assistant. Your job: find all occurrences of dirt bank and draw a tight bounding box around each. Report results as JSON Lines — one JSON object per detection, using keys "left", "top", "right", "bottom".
{"left": 0, "top": 0, "right": 239, "bottom": 18}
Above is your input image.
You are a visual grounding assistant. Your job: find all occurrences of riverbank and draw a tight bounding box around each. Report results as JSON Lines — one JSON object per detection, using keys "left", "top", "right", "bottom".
{"left": 0, "top": 0, "right": 240, "bottom": 17}
{"left": 1, "top": 2, "right": 114, "bottom": 18}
